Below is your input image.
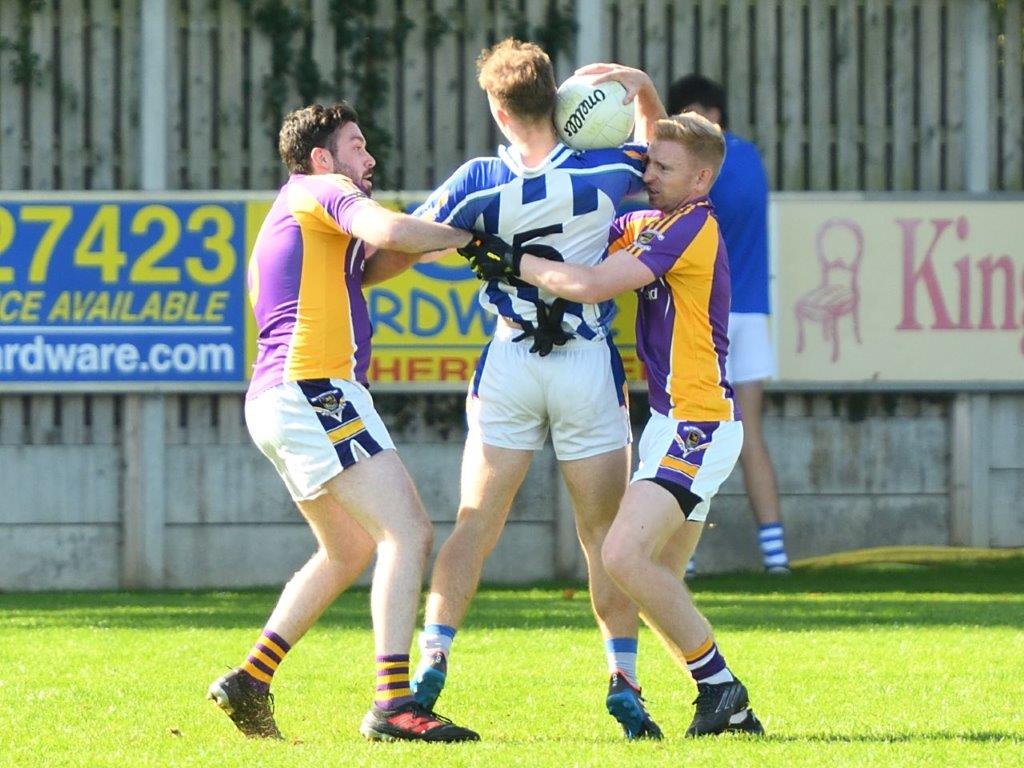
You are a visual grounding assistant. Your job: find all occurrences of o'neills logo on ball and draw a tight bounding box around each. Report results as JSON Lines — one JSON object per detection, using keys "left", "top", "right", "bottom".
{"left": 563, "top": 88, "right": 607, "bottom": 137}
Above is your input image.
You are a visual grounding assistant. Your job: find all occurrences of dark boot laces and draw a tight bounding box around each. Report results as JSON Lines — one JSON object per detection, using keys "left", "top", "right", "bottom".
{"left": 409, "top": 702, "right": 455, "bottom": 726}
{"left": 693, "top": 683, "right": 719, "bottom": 715}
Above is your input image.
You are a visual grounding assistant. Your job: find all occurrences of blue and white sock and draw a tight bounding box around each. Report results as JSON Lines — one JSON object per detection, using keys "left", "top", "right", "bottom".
{"left": 414, "top": 623, "right": 455, "bottom": 689}
{"left": 758, "top": 523, "right": 789, "bottom": 570}
{"left": 606, "top": 637, "right": 638, "bottom": 687}
{"left": 417, "top": 623, "right": 456, "bottom": 658}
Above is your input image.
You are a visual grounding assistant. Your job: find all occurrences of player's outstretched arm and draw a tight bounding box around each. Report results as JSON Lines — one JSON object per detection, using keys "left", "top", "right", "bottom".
{"left": 518, "top": 249, "right": 656, "bottom": 304}
{"left": 349, "top": 202, "right": 472, "bottom": 254}
{"left": 575, "top": 62, "right": 667, "bottom": 144}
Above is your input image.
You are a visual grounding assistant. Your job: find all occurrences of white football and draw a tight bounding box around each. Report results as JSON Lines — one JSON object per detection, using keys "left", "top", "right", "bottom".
{"left": 554, "top": 76, "right": 635, "bottom": 150}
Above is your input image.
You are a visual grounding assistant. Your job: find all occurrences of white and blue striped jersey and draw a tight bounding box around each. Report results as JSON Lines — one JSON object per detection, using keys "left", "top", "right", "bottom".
{"left": 415, "top": 141, "right": 647, "bottom": 340}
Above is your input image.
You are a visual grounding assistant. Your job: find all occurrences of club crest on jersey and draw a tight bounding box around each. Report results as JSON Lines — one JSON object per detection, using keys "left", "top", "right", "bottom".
{"left": 634, "top": 229, "right": 664, "bottom": 251}
{"left": 674, "top": 426, "right": 708, "bottom": 457}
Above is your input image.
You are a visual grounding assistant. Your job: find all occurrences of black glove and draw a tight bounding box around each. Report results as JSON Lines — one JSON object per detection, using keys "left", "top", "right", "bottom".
{"left": 512, "top": 299, "right": 573, "bottom": 357}
{"left": 458, "top": 232, "right": 521, "bottom": 280}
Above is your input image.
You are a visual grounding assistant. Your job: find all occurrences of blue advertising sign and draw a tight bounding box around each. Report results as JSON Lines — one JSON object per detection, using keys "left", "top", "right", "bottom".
{"left": 0, "top": 199, "right": 247, "bottom": 386}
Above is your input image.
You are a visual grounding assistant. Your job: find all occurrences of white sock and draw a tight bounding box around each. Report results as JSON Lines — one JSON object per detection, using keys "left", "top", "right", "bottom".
{"left": 605, "top": 637, "right": 639, "bottom": 687}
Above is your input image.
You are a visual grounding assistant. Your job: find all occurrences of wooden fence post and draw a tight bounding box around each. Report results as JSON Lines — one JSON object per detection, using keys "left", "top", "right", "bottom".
{"left": 141, "top": 0, "right": 169, "bottom": 190}
{"left": 963, "top": 0, "right": 990, "bottom": 192}
{"left": 576, "top": 0, "right": 603, "bottom": 69}
{"left": 122, "top": 394, "right": 167, "bottom": 588}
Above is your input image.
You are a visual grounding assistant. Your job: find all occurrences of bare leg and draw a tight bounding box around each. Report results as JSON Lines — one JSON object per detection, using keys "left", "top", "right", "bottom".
{"left": 605, "top": 482, "right": 762, "bottom": 735}
{"left": 210, "top": 449, "right": 431, "bottom": 737}
{"left": 600, "top": 402, "right": 756, "bottom": 743}
{"left": 423, "top": 436, "right": 534, "bottom": 629}
{"left": 322, "top": 449, "right": 434, "bottom": 655}
{"left": 559, "top": 447, "right": 637, "bottom": 641}
{"left": 602, "top": 481, "right": 713, "bottom": 654}
{"left": 733, "top": 381, "right": 781, "bottom": 526}
{"left": 262, "top": 492, "right": 376, "bottom": 643}
{"left": 645, "top": 521, "right": 711, "bottom": 671}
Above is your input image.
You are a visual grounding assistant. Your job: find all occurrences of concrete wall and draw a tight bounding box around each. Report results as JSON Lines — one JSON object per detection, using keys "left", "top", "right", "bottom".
{"left": 1, "top": 391, "right": 1021, "bottom": 591}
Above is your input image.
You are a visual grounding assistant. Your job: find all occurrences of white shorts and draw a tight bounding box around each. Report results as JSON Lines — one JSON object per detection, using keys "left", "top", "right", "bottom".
{"left": 245, "top": 378, "right": 395, "bottom": 502}
{"left": 466, "top": 322, "right": 631, "bottom": 461}
{"left": 726, "top": 312, "right": 777, "bottom": 384}
{"left": 631, "top": 412, "right": 743, "bottom": 523}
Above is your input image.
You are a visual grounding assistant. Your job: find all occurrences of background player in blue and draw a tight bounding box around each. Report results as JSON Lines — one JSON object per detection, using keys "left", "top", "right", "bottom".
{"left": 667, "top": 74, "right": 791, "bottom": 576}
{"left": 412, "top": 42, "right": 668, "bottom": 739}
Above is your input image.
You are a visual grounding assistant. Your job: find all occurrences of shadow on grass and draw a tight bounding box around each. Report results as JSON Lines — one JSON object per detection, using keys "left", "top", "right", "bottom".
{"left": 695, "top": 557, "right": 1024, "bottom": 596}
{"left": 2, "top": 557, "right": 1022, "bottom": 632}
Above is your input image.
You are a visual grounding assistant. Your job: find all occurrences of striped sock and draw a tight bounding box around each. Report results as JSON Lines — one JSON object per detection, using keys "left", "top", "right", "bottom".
{"left": 759, "top": 523, "right": 790, "bottom": 570}
{"left": 684, "top": 637, "right": 735, "bottom": 685}
{"left": 375, "top": 654, "right": 414, "bottom": 710}
{"left": 240, "top": 630, "right": 291, "bottom": 689}
{"left": 605, "top": 637, "right": 639, "bottom": 687}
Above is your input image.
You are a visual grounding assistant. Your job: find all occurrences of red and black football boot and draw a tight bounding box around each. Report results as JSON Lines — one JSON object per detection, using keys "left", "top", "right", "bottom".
{"left": 359, "top": 700, "right": 479, "bottom": 742}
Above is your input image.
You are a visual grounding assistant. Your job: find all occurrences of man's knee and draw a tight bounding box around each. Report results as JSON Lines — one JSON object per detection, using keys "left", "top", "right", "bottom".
{"left": 379, "top": 505, "right": 433, "bottom": 557}
{"left": 601, "top": 528, "right": 639, "bottom": 585}
{"left": 406, "top": 510, "right": 434, "bottom": 555}
{"left": 579, "top": 528, "right": 615, "bottom": 566}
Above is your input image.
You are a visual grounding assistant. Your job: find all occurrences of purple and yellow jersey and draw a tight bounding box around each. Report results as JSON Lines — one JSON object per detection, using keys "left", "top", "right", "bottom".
{"left": 609, "top": 197, "right": 737, "bottom": 421}
{"left": 246, "top": 173, "right": 374, "bottom": 399}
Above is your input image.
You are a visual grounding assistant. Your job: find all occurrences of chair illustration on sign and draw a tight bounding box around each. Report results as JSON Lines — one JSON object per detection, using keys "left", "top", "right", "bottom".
{"left": 794, "top": 218, "right": 864, "bottom": 363}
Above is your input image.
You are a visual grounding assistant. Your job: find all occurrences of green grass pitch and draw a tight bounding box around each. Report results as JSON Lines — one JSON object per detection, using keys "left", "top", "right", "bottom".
{"left": 3, "top": 550, "right": 1022, "bottom": 767}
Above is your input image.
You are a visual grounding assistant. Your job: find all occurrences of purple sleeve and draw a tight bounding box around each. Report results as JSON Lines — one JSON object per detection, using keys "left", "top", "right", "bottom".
{"left": 308, "top": 176, "right": 372, "bottom": 234}
{"left": 636, "top": 207, "right": 709, "bottom": 278}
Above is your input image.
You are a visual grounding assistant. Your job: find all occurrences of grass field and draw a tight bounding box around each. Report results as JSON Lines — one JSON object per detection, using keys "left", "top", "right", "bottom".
{"left": 3, "top": 550, "right": 1023, "bottom": 767}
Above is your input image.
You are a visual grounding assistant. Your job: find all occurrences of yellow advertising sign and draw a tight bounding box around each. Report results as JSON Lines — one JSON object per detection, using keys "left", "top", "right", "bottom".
{"left": 774, "top": 199, "right": 1024, "bottom": 383}
{"left": 360, "top": 254, "right": 644, "bottom": 387}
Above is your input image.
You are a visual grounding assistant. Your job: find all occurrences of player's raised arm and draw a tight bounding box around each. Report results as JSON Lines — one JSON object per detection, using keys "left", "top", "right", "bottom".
{"left": 575, "top": 62, "right": 667, "bottom": 143}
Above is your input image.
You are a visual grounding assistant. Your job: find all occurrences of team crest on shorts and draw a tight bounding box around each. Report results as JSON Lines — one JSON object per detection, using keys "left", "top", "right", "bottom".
{"left": 674, "top": 426, "right": 708, "bottom": 457}
{"left": 309, "top": 389, "right": 346, "bottom": 422}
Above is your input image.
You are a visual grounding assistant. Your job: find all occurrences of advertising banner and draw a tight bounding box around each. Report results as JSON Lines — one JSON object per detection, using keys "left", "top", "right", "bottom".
{"left": 4, "top": 193, "right": 1020, "bottom": 390}
{"left": 774, "top": 198, "right": 1024, "bottom": 384}
{"left": 0, "top": 197, "right": 246, "bottom": 386}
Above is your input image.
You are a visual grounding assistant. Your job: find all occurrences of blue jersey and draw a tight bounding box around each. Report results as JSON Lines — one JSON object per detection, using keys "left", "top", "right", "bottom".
{"left": 416, "top": 142, "right": 646, "bottom": 339}
{"left": 709, "top": 132, "right": 770, "bottom": 314}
